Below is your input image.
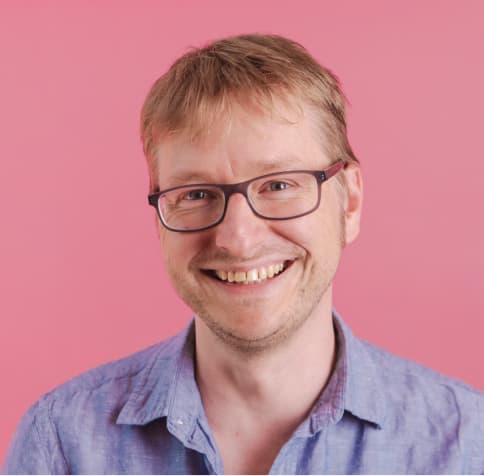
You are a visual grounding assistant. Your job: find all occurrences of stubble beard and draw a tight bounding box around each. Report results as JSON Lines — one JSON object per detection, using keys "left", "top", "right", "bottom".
{"left": 165, "top": 216, "right": 346, "bottom": 356}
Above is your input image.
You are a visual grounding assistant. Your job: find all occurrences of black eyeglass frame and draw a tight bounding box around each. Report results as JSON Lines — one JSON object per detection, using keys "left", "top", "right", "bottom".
{"left": 148, "top": 159, "right": 345, "bottom": 232}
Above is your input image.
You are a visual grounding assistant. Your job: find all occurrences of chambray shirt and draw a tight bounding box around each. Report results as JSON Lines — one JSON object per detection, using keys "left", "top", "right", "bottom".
{"left": 4, "top": 311, "right": 484, "bottom": 474}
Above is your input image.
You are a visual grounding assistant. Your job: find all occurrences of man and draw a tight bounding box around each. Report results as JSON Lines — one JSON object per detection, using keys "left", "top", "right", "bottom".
{"left": 4, "top": 34, "right": 484, "bottom": 474}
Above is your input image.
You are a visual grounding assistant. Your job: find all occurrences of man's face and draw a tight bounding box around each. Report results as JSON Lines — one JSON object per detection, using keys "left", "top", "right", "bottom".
{"left": 154, "top": 102, "right": 362, "bottom": 352}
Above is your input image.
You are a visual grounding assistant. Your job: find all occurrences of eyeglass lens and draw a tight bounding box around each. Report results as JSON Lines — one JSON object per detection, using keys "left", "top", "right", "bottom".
{"left": 158, "top": 171, "right": 320, "bottom": 231}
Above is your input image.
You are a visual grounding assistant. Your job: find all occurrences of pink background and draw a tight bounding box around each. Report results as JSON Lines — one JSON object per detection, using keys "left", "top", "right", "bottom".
{"left": 1, "top": 0, "right": 483, "bottom": 462}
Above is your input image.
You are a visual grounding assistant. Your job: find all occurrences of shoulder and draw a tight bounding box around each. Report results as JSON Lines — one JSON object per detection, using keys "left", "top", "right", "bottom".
{"left": 39, "top": 330, "right": 183, "bottom": 409}
{"left": 359, "top": 337, "right": 484, "bottom": 470}
{"left": 3, "top": 328, "right": 190, "bottom": 474}
{"left": 360, "top": 337, "right": 483, "bottom": 404}
{"left": 336, "top": 311, "right": 484, "bottom": 420}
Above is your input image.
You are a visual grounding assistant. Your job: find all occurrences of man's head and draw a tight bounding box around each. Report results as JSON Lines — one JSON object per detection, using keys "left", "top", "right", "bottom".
{"left": 141, "top": 34, "right": 363, "bottom": 354}
{"left": 141, "top": 34, "right": 359, "bottom": 193}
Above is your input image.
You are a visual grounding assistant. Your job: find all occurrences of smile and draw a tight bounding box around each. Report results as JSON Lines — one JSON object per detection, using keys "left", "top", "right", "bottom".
{"left": 208, "top": 261, "right": 291, "bottom": 285}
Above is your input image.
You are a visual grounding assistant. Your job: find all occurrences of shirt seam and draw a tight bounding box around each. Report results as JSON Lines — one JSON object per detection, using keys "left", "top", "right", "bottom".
{"left": 45, "top": 398, "right": 69, "bottom": 473}
{"left": 28, "top": 404, "right": 60, "bottom": 474}
{"left": 47, "top": 367, "right": 147, "bottom": 405}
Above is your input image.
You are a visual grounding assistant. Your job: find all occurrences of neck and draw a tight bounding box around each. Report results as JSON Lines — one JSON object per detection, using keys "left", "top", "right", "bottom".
{"left": 195, "top": 298, "right": 336, "bottom": 428}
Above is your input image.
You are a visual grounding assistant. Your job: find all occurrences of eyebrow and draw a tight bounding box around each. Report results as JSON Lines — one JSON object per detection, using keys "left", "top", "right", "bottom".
{"left": 165, "top": 157, "right": 311, "bottom": 186}
{"left": 168, "top": 171, "right": 214, "bottom": 185}
{"left": 256, "top": 158, "right": 310, "bottom": 172}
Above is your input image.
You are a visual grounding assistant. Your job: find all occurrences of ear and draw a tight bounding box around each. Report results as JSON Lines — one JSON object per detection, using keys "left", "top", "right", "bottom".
{"left": 154, "top": 214, "right": 168, "bottom": 249}
{"left": 342, "top": 163, "right": 363, "bottom": 245}
{"left": 154, "top": 214, "right": 161, "bottom": 238}
{"left": 155, "top": 214, "right": 173, "bottom": 251}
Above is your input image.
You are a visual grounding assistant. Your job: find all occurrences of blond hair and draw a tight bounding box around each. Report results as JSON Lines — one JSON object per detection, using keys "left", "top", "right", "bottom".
{"left": 141, "top": 34, "right": 358, "bottom": 192}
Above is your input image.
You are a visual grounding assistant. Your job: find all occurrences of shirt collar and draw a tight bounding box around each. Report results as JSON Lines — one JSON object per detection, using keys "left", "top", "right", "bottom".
{"left": 117, "top": 310, "right": 386, "bottom": 433}
{"left": 331, "top": 309, "right": 386, "bottom": 429}
{"left": 116, "top": 323, "right": 219, "bottom": 461}
{"left": 116, "top": 323, "right": 201, "bottom": 427}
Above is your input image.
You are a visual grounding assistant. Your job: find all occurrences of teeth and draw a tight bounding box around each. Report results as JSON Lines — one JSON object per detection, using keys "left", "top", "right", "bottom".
{"left": 246, "top": 269, "right": 258, "bottom": 283}
{"left": 214, "top": 262, "right": 286, "bottom": 284}
{"left": 234, "top": 271, "right": 245, "bottom": 283}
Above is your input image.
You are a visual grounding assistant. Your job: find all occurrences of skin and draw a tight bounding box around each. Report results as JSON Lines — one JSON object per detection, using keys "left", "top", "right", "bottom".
{"left": 154, "top": 101, "right": 363, "bottom": 474}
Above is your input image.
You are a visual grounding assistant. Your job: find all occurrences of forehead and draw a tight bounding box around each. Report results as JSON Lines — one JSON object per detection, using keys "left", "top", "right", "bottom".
{"left": 154, "top": 101, "right": 329, "bottom": 186}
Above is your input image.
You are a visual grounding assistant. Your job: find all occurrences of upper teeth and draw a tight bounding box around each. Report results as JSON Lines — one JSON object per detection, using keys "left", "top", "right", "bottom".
{"left": 215, "top": 263, "right": 285, "bottom": 284}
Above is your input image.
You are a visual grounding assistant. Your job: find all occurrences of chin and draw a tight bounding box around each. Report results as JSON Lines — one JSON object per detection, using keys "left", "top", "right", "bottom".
{"left": 197, "top": 306, "right": 304, "bottom": 354}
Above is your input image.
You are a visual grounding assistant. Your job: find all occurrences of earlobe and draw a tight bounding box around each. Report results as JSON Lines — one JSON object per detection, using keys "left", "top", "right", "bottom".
{"left": 343, "top": 163, "right": 363, "bottom": 245}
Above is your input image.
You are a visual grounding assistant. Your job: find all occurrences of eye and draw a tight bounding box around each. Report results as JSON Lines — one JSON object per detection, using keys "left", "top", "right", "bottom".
{"left": 268, "top": 181, "right": 290, "bottom": 191}
{"left": 254, "top": 175, "right": 306, "bottom": 200}
{"left": 259, "top": 179, "right": 295, "bottom": 194}
{"left": 183, "top": 189, "right": 210, "bottom": 201}
{"left": 171, "top": 187, "right": 221, "bottom": 209}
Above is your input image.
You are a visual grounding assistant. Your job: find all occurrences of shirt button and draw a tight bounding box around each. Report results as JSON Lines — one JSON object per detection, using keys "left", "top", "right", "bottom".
{"left": 176, "top": 419, "right": 184, "bottom": 425}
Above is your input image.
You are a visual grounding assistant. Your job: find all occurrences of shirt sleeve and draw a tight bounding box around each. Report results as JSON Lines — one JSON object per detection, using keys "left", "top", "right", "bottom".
{"left": 2, "top": 400, "right": 66, "bottom": 475}
{"left": 471, "top": 391, "right": 484, "bottom": 474}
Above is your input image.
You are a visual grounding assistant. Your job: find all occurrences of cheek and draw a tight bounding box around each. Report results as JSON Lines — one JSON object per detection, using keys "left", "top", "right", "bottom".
{"left": 284, "top": 212, "right": 344, "bottom": 265}
{"left": 160, "top": 230, "right": 187, "bottom": 270}
{"left": 160, "top": 229, "right": 206, "bottom": 273}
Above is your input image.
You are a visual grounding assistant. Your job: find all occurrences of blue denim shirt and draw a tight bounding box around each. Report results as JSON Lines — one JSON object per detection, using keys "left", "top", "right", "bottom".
{"left": 4, "top": 311, "right": 484, "bottom": 474}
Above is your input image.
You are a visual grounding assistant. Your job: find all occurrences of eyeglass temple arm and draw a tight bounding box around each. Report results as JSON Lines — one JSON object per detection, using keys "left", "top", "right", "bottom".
{"left": 321, "top": 160, "right": 345, "bottom": 181}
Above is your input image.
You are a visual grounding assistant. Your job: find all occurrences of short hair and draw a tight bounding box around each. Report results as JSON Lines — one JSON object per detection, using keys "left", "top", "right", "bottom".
{"left": 141, "top": 33, "right": 359, "bottom": 192}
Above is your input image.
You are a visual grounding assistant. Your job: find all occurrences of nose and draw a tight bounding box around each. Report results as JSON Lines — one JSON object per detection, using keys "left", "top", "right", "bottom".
{"left": 213, "top": 192, "right": 267, "bottom": 255}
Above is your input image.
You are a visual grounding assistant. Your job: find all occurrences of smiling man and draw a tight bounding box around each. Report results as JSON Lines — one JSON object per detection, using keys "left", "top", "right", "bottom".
{"left": 4, "top": 34, "right": 484, "bottom": 475}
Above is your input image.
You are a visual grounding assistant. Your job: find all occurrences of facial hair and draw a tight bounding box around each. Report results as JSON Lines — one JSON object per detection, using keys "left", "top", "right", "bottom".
{"left": 163, "top": 212, "right": 346, "bottom": 355}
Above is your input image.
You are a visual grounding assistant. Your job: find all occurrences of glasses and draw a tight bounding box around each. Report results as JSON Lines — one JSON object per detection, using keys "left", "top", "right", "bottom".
{"left": 148, "top": 160, "right": 344, "bottom": 232}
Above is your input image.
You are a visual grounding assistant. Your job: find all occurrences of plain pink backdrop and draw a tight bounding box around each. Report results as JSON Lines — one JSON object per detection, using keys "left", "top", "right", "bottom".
{"left": 1, "top": 0, "right": 483, "bottom": 463}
